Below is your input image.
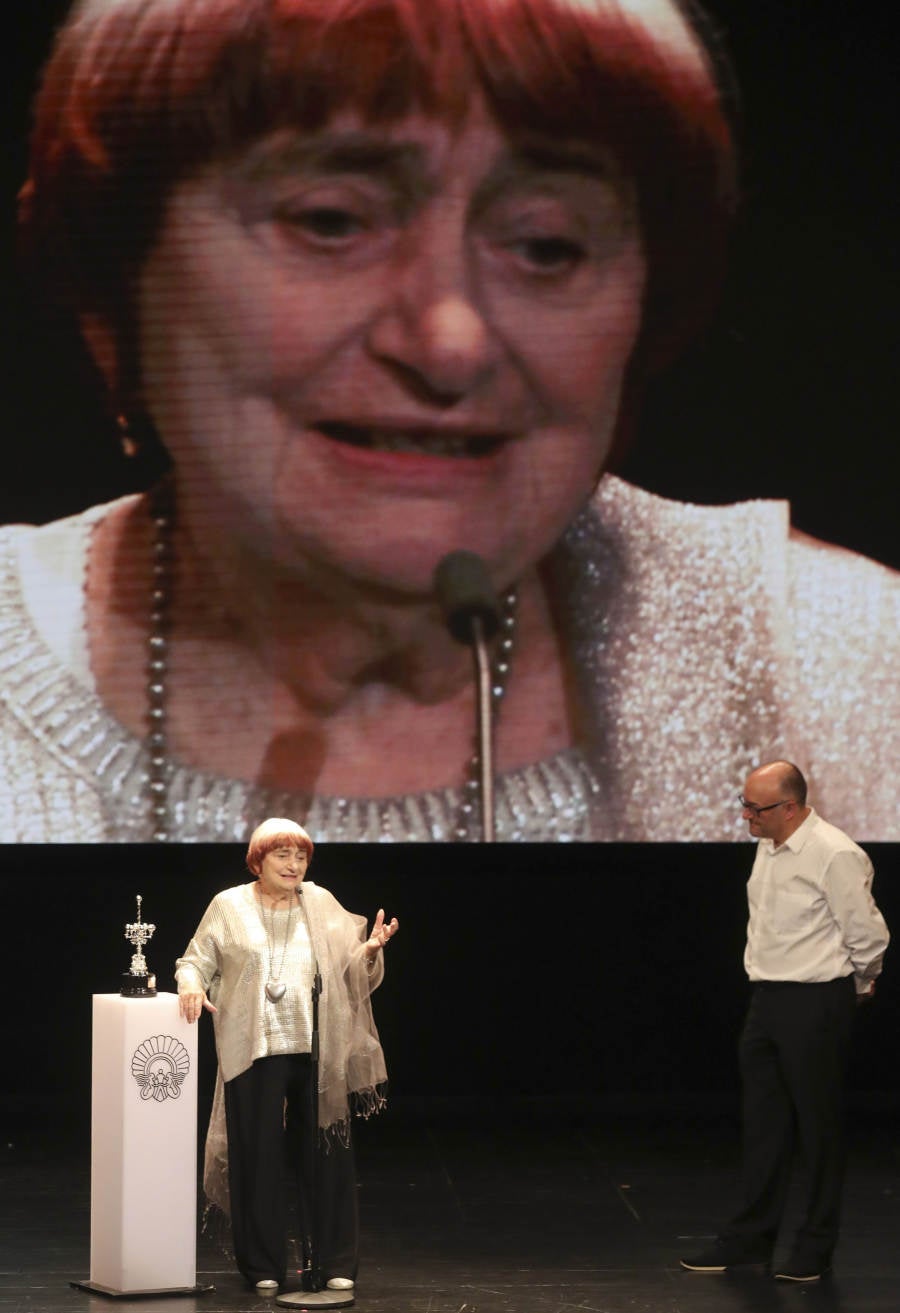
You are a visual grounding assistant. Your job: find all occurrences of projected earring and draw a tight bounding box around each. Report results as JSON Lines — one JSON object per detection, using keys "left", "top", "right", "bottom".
{"left": 117, "top": 412, "right": 140, "bottom": 458}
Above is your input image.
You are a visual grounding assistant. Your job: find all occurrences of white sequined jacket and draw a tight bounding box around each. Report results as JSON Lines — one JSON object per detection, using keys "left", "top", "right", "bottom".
{"left": 1, "top": 477, "right": 897, "bottom": 840}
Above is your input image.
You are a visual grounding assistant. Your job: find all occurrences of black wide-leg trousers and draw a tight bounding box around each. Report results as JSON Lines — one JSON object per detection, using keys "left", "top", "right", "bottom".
{"left": 727, "top": 977, "right": 857, "bottom": 1263}
{"left": 224, "top": 1055, "right": 358, "bottom": 1288}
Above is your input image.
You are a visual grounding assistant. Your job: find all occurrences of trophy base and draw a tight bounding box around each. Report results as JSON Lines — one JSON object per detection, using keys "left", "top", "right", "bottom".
{"left": 120, "top": 973, "right": 157, "bottom": 998}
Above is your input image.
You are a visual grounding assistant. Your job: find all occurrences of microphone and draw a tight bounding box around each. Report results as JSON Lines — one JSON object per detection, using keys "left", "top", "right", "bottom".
{"left": 434, "top": 550, "right": 502, "bottom": 645}
{"left": 434, "top": 551, "right": 501, "bottom": 842}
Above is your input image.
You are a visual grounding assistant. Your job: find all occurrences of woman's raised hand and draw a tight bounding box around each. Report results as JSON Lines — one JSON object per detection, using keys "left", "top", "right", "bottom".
{"left": 365, "top": 908, "right": 399, "bottom": 959}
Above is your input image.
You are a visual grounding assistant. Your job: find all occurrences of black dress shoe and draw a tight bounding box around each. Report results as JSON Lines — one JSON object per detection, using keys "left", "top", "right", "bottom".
{"left": 774, "top": 1256, "right": 830, "bottom": 1282}
{"left": 680, "top": 1239, "right": 770, "bottom": 1272}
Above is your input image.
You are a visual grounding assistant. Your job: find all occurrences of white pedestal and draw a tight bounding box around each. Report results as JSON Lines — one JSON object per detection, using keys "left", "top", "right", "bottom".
{"left": 86, "top": 992, "right": 199, "bottom": 1295}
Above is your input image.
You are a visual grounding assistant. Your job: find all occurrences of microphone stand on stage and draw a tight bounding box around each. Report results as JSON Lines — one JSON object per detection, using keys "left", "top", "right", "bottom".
{"left": 434, "top": 550, "right": 502, "bottom": 843}
{"left": 278, "top": 913, "right": 352, "bottom": 1309}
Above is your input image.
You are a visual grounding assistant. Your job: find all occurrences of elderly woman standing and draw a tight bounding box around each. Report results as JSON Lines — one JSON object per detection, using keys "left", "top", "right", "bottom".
{"left": 2, "top": 0, "right": 897, "bottom": 842}
{"left": 176, "top": 817, "right": 398, "bottom": 1295}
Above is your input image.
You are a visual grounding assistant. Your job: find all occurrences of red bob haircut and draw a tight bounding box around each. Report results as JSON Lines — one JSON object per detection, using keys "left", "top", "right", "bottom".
{"left": 245, "top": 817, "right": 314, "bottom": 873}
{"left": 21, "top": 0, "right": 738, "bottom": 383}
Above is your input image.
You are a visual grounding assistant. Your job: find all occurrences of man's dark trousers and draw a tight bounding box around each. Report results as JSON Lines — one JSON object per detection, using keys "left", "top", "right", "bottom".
{"left": 725, "top": 976, "right": 857, "bottom": 1264}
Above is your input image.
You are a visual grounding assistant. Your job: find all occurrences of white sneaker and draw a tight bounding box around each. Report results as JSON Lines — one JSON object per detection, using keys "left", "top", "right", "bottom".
{"left": 255, "top": 1278, "right": 279, "bottom": 1292}
{"left": 326, "top": 1277, "right": 355, "bottom": 1290}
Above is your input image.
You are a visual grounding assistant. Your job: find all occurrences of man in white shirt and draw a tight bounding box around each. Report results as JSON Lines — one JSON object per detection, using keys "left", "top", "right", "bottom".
{"left": 681, "top": 760, "right": 889, "bottom": 1283}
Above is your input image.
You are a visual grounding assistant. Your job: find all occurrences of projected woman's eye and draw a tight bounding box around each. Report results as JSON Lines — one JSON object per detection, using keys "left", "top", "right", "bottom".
{"left": 281, "top": 205, "right": 367, "bottom": 241}
{"left": 2, "top": 0, "right": 897, "bottom": 844}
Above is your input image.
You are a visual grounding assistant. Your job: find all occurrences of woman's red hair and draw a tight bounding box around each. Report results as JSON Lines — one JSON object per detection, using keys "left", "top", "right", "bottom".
{"left": 21, "top": 0, "right": 737, "bottom": 387}
{"left": 245, "top": 817, "right": 314, "bottom": 873}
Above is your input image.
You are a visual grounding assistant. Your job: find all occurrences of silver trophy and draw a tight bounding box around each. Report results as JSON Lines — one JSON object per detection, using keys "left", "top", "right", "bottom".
{"left": 121, "top": 895, "right": 157, "bottom": 997}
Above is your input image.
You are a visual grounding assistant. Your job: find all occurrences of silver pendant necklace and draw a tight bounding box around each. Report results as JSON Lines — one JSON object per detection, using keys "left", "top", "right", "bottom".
{"left": 255, "top": 884, "right": 295, "bottom": 1002}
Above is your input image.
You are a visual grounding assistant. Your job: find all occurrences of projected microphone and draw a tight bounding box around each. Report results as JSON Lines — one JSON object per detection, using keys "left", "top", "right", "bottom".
{"left": 434, "top": 551, "right": 502, "bottom": 842}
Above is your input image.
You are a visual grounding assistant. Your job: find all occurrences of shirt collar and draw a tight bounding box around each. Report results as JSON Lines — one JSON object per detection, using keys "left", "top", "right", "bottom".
{"left": 763, "top": 807, "right": 817, "bottom": 855}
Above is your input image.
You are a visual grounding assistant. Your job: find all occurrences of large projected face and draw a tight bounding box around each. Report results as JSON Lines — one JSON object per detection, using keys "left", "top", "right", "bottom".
{"left": 135, "top": 102, "right": 645, "bottom": 596}
{"left": 1, "top": 0, "right": 897, "bottom": 843}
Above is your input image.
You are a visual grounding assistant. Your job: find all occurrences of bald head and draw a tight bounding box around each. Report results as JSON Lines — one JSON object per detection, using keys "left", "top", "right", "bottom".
{"left": 741, "top": 761, "right": 809, "bottom": 843}
{"left": 750, "top": 761, "right": 808, "bottom": 805}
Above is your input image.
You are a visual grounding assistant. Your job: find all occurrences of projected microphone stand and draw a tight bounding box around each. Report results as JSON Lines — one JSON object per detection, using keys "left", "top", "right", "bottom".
{"left": 470, "top": 612, "right": 496, "bottom": 842}
{"left": 434, "top": 550, "right": 502, "bottom": 843}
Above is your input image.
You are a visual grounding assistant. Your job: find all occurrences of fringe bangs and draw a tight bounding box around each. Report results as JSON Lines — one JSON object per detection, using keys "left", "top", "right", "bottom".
{"left": 21, "top": 0, "right": 737, "bottom": 368}
{"left": 35, "top": 0, "right": 730, "bottom": 181}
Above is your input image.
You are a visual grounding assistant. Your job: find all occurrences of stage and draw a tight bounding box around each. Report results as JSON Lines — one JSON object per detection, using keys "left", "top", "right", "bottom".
{"left": 2, "top": 1093, "right": 898, "bottom": 1313}
{"left": 2, "top": 843, "right": 898, "bottom": 1312}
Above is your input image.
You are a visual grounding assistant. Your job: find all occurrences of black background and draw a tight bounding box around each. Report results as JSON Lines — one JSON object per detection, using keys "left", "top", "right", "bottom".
{"left": 2, "top": 842, "right": 897, "bottom": 1146}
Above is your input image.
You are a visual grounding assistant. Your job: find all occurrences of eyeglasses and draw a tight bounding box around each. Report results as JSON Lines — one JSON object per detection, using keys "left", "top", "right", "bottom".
{"left": 738, "top": 796, "right": 793, "bottom": 817}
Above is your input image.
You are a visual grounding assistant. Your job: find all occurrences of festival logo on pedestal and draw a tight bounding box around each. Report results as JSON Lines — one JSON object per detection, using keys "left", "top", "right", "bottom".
{"left": 131, "top": 1035, "right": 191, "bottom": 1102}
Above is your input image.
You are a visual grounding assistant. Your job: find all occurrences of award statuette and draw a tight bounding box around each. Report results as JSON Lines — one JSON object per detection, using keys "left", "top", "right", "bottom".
{"left": 121, "top": 895, "right": 158, "bottom": 997}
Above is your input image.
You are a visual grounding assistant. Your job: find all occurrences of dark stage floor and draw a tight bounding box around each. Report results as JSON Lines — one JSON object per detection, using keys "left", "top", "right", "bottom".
{"left": 2, "top": 1098, "right": 898, "bottom": 1313}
